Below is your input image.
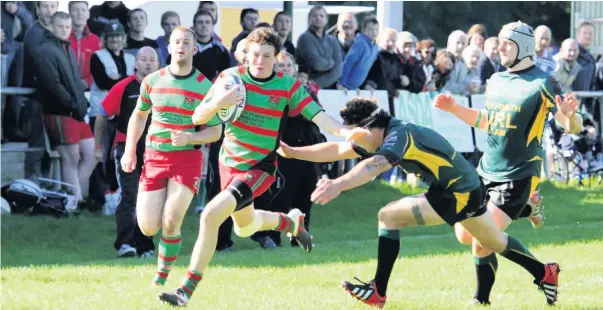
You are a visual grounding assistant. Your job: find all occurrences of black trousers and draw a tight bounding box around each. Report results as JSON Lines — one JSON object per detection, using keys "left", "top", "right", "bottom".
{"left": 265, "top": 156, "right": 318, "bottom": 246}
{"left": 113, "top": 143, "right": 155, "bottom": 253}
{"left": 88, "top": 117, "right": 119, "bottom": 204}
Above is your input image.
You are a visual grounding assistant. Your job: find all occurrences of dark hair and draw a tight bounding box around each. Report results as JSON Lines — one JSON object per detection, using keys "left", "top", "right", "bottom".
{"left": 273, "top": 11, "right": 290, "bottom": 24}
{"left": 193, "top": 9, "right": 214, "bottom": 25}
{"left": 68, "top": 1, "right": 88, "bottom": 11}
{"left": 362, "top": 16, "right": 379, "bottom": 31}
{"left": 52, "top": 11, "right": 71, "bottom": 22}
{"left": 340, "top": 98, "right": 390, "bottom": 129}
{"left": 198, "top": 1, "right": 216, "bottom": 9}
{"left": 578, "top": 21, "right": 594, "bottom": 31}
{"left": 240, "top": 8, "right": 259, "bottom": 23}
{"left": 308, "top": 5, "right": 327, "bottom": 21}
{"left": 127, "top": 8, "right": 147, "bottom": 23}
{"left": 255, "top": 22, "right": 271, "bottom": 29}
{"left": 37, "top": 1, "right": 59, "bottom": 8}
{"left": 161, "top": 11, "right": 180, "bottom": 25}
{"left": 247, "top": 27, "right": 282, "bottom": 55}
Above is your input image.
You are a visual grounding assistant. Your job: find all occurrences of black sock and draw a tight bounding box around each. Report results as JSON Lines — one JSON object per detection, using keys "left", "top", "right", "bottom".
{"left": 373, "top": 228, "right": 400, "bottom": 297}
{"left": 500, "top": 235, "right": 545, "bottom": 281}
{"left": 518, "top": 205, "right": 531, "bottom": 218}
{"left": 474, "top": 253, "right": 498, "bottom": 304}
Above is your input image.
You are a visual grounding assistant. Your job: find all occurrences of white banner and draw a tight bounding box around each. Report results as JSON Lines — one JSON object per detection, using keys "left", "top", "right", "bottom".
{"left": 431, "top": 95, "right": 475, "bottom": 152}
{"left": 317, "top": 90, "right": 390, "bottom": 142}
{"left": 397, "top": 91, "right": 434, "bottom": 129}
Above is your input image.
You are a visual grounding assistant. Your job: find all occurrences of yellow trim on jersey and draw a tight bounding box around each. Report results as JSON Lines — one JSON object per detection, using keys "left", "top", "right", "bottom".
{"left": 402, "top": 132, "right": 453, "bottom": 180}
{"left": 529, "top": 176, "right": 540, "bottom": 197}
{"left": 527, "top": 155, "right": 542, "bottom": 162}
{"left": 539, "top": 82, "right": 557, "bottom": 107}
{"left": 446, "top": 176, "right": 463, "bottom": 189}
{"left": 453, "top": 192, "right": 470, "bottom": 214}
{"left": 526, "top": 94, "right": 550, "bottom": 147}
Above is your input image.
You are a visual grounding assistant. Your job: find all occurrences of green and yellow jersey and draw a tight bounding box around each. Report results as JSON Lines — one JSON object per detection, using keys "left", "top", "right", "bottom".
{"left": 478, "top": 65, "right": 561, "bottom": 182}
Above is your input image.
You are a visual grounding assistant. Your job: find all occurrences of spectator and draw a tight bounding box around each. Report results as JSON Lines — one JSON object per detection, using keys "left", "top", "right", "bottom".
{"left": 426, "top": 49, "right": 455, "bottom": 92}
{"left": 467, "top": 23, "right": 487, "bottom": 50}
{"left": 553, "top": 38, "right": 581, "bottom": 93}
{"left": 334, "top": 11, "right": 358, "bottom": 57}
{"left": 337, "top": 16, "right": 379, "bottom": 91}
{"left": 461, "top": 44, "right": 484, "bottom": 94}
{"left": 1, "top": 1, "right": 34, "bottom": 51}
{"left": 126, "top": 8, "right": 157, "bottom": 49}
{"left": 229, "top": 8, "right": 258, "bottom": 57}
{"left": 33, "top": 12, "right": 95, "bottom": 205}
{"left": 573, "top": 21, "right": 596, "bottom": 92}
{"left": 88, "top": 1, "right": 130, "bottom": 37}
{"left": 365, "top": 28, "right": 403, "bottom": 113}
{"left": 596, "top": 57, "right": 603, "bottom": 91}
{"left": 198, "top": 1, "right": 222, "bottom": 42}
{"left": 296, "top": 5, "right": 342, "bottom": 89}
{"left": 444, "top": 30, "right": 470, "bottom": 94}
{"left": 233, "top": 38, "right": 248, "bottom": 65}
{"left": 479, "top": 37, "right": 500, "bottom": 85}
{"left": 534, "top": 25, "right": 555, "bottom": 74}
{"left": 396, "top": 31, "right": 427, "bottom": 94}
{"left": 166, "top": 10, "right": 230, "bottom": 82}
{"left": 96, "top": 47, "right": 159, "bottom": 258}
{"left": 68, "top": 1, "right": 101, "bottom": 90}
{"left": 23, "top": 1, "right": 58, "bottom": 89}
{"left": 417, "top": 39, "right": 436, "bottom": 88}
{"left": 156, "top": 11, "right": 180, "bottom": 63}
{"left": 273, "top": 11, "right": 295, "bottom": 56}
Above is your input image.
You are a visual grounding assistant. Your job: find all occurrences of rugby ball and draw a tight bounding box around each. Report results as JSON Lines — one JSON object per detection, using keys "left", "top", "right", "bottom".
{"left": 216, "top": 75, "right": 246, "bottom": 123}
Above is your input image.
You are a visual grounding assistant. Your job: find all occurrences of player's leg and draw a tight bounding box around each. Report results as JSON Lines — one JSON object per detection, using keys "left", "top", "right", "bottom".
{"left": 342, "top": 193, "right": 445, "bottom": 308}
{"left": 460, "top": 211, "right": 560, "bottom": 306}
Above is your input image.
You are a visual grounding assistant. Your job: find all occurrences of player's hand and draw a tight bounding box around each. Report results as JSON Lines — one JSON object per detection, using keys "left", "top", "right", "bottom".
{"left": 120, "top": 149, "right": 137, "bottom": 173}
{"left": 215, "top": 80, "right": 245, "bottom": 109}
{"left": 170, "top": 129, "right": 189, "bottom": 146}
{"left": 432, "top": 94, "right": 457, "bottom": 113}
{"left": 311, "top": 178, "right": 343, "bottom": 205}
{"left": 345, "top": 127, "right": 372, "bottom": 144}
{"left": 555, "top": 94, "right": 579, "bottom": 118}
{"left": 400, "top": 75, "right": 410, "bottom": 87}
{"left": 276, "top": 141, "right": 295, "bottom": 158}
{"left": 94, "top": 146, "right": 104, "bottom": 162}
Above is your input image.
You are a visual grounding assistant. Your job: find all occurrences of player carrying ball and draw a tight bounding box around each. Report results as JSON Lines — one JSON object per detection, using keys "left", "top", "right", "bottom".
{"left": 121, "top": 26, "right": 221, "bottom": 287}
{"left": 279, "top": 98, "right": 561, "bottom": 309}
{"left": 434, "top": 21, "right": 581, "bottom": 306}
{"left": 158, "top": 27, "right": 351, "bottom": 306}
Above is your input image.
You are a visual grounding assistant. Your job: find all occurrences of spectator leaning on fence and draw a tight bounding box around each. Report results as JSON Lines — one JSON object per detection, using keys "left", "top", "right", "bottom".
{"left": 417, "top": 39, "right": 436, "bottom": 88}
{"left": 553, "top": 38, "right": 582, "bottom": 93}
{"left": 573, "top": 21, "right": 596, "bottom": 92}
{"left": 126, "top": 8, "right": 157, "bottom": 49}
{"left": 156, "top": 11, "right": 180, "bottom": 64}
{"left": 396, "top": 31, "right": 426, "bottom": 94}
{"left": 68, "top": 1, "right": 101, "bottom": 90}
{"left": 230, "top": 8, "right": 259, "bottom": 57}
{"left": 461, "top": 44, "right": 484, "bottom": 94}
{"left": 337, "top": 16, "right": 379, "bottom": 91}
{"left": 1, "top": 1, "right": 33, "bottom": 55}
{"left": 444, "top": 30, "right": 469, "bottom": 95}
{"left": 96, "top": 47, "right": 159, "bottom": 258}
{"left": 334, "top": 11, "right": 358, "bottom": 57}
{"left": 479, "top": 37, "right": 500, "bottom": 84}
{"left": 467, "top": 23, "right": 487, "bottom": 51}
{"left": 198, "top": 1, "right": 222, "bottom": 43}
{"left": 534, "top": 25, "right": 555, "bottom": 75}
{"left": 296, "top": 5, "right": 343, "bottom": 89}
{"left": 426, "top": 49, "right": 455, "bottom": 92}
{"left": 273, "top": 11, "right": 295, "bottom": 56}
{"left": 33, "top": 12, "right": 96, "bottom": 205}
{"left": 88, "top": 1, "right": 130, "bottom": 37}
{"left": 365, "top": 28, "right": 401, "bottom": 97}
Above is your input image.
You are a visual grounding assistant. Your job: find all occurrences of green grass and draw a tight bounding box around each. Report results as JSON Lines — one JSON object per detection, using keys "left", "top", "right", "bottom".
{"left": 2, "top": 181, "right": 602, "bottom": 309}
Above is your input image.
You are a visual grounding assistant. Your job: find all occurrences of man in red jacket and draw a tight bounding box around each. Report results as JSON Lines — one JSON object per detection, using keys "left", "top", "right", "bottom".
{"left": 68, "top": 1, "right": 101, "bottom": 89}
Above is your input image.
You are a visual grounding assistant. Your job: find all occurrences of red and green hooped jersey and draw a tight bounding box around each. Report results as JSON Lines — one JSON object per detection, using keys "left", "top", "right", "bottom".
{"left": 137, "top": 67, "right": 212, "bottom": 152}
{"left": 205, "top": 66, "right": 324, "bottom": 172}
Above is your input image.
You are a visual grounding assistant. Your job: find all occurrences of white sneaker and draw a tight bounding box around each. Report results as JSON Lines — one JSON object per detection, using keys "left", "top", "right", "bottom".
{"left": 139, "top": 250, "right": 154, "bottom": 258}
{"left": 117, "top": 244, "right": 137, "bottom": 258}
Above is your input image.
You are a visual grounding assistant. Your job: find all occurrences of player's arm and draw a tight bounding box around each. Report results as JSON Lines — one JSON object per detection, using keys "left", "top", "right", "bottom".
{"left": 311, "top": 111, "right": 351, "bottom": 137}
{"left": 541, "top": 79, "right": 583, "bottom": 134}
{"left": 124, "top": 80, "right": 152, "bottom": 154}
{"left": 279, "top": 141, "right": 360, "bottom": 162}
{"left": 192, "top": 74, "right": 240, "bottom": 125}
{"left": 332, "top": 155, "right": 392, "bottom": 191}
{"left": 433, "top": 94, "right": 488, "bottom": 130}
{"left": 554, "top": 111, "right": 583, "bottom": 134}
{"left": 96, "top": 81, "right": 126, "bottom": 149}
{"left": 174, "top": 126, "right": 222, "bottom": 145}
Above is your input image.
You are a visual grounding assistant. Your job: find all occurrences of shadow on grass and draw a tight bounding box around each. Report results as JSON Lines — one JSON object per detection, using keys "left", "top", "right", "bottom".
{"left": 2, "top": 181, "right": 601, "bottom": 269}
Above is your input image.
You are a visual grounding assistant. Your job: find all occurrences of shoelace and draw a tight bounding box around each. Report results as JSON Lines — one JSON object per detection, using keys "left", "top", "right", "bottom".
{"left": 353, "top": 277, "right": 371, "bottom": 287}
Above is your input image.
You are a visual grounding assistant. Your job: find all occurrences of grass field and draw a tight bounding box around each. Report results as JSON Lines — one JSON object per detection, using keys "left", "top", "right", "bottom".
{"left": 1, "top": 181, "right": 602, "bottom": 309}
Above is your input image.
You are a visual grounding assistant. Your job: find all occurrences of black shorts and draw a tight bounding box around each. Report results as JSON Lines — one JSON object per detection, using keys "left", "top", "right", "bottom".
{"left": 424, "top": 184, "right": 487, "bottom": 226}
{"left": 482, "top": 176, "right": 540, "bottom": 220}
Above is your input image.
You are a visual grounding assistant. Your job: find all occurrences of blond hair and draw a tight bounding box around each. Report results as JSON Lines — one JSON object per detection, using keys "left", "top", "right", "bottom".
{"left": 170, "top": 26, "right": 197, "bottom": 42}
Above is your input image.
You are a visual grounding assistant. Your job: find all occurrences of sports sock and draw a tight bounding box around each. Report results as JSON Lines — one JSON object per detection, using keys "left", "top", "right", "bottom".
{"left": 500, "top": 235, "right": 545, "bottom": 281}
{"left": 373, "top": 228, "right": 401, "bottom": 297}
{"left": 272, "top": 212, "right": 294, "bottom": 233}
{"left": 474, "top": 253, "right": 498, "bottom": 304}
{"left": 153, "top": 234, "right": 182, "bottom": 285}
{"left": 179, "top": 269, "right": 203, "bottom": 299}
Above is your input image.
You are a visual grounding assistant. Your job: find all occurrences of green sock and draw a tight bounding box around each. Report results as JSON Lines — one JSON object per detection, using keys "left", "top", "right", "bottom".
{"left": 473, "top": 253, "right": 498, "bottom": 303}
{"left": 500, "top": 235, "right": 545, "bottom": 281}
{"left": 179, "top": 269, "right": 203, "bottom": 299}
{"left": 152, "top": 234, "right": 182, "bottom": 285}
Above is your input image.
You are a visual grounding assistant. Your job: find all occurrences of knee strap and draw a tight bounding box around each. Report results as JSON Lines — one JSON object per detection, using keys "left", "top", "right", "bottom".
{"left": 233, "top": 210, "right": 263, "bottom": 237}
{"left": 225, "top": 179, "right": 253, "bottom": 211}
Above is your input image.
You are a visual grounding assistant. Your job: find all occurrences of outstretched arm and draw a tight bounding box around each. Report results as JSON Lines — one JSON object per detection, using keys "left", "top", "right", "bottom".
{"left": 433, "top": 94, "right": 488, "bottom": 130}
{"left": 334, "top": 155, "right": 392, "bottom": 191}
{"left": 311, "top": 111, "right": 350, "bottom": 137}
{"left": 279, "top": 141, "right": 360, "bottom": 162}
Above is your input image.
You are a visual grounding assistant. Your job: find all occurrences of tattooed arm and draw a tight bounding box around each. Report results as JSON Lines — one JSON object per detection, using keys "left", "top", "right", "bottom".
{"left": 334, "top": 155, "right": 393, "bottom": 191}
